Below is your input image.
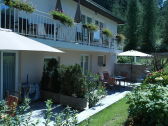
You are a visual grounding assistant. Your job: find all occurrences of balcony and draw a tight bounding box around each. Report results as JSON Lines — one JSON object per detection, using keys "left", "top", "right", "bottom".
{"left": 0, "top": 3, "right": 121, "bottom": 50}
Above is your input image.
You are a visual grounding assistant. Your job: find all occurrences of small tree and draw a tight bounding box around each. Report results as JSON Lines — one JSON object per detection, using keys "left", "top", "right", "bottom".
{"left": 85, "top": 73, "right": 107, "bottom": 108}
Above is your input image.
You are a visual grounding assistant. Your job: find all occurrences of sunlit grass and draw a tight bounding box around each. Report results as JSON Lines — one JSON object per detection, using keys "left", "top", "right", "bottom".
{"left": 79, "top": 97, "right": 129, "bottom": 126}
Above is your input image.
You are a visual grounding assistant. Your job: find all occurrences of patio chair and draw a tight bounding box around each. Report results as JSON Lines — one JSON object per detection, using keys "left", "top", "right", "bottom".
{"left": 103, "top": 72, "right": 117, "bottom": 89}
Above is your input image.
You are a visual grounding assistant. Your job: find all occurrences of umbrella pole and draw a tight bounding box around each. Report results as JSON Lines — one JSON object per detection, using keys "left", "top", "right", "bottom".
{"left": 131, "top": 57, "right": 133, "bottom": 82}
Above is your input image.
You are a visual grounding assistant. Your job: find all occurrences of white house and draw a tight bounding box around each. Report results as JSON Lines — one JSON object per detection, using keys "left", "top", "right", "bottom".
{"left": 0, "top": 0, "right": 124, "bottom": 99}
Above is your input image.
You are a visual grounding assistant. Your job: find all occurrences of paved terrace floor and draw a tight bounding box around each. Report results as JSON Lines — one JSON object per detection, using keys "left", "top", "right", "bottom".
{"left": 27, "top": 82, "right": 141, "bottom": 125}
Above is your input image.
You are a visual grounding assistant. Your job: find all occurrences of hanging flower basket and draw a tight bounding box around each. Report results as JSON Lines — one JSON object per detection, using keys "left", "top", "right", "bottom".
{"left": 116, "top": 34, "right": 126, "bottom": 44}
{"left": 4, "top": 0, "right": 35, "bottom": 13}
{"left": 50, "top": 10, "right": 74, "bottom": 27}
{"left": 102, "top": 28, "right": 113, "bottom": 37}
{"left": 83, "top": 24, "right": 98, "bottom": 31}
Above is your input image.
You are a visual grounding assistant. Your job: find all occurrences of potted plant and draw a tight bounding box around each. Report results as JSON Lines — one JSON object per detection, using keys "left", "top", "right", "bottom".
{"left": 50, "top": 10, "right": 74, "bottom": 27}
{"left": 116, "top": 34, "right": 126, "bottom": 44}
{"left": 83, "top": 24, "right": 98, "bottom": 31}
{"left": 102, "top": 28, "right": 113, "bottom": 37}
{"left": 4, "top": 0, "right": 35, "bottom": 13}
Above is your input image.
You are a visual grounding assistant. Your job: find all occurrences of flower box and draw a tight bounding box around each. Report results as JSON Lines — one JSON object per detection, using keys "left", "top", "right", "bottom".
{"left": 102, "top": 28, "right": 113, "bottom": 37}
{"left": 41, "top": 90, "right": 88, "bottom": 110}
{"left": 50, "top": 11, "right": 73, "bottom": 26}
{"left": 83, "top": 24, "right": 98, "bottom": 31}
{"left": 4, "top": 0, "right": 34, "bottom": 13}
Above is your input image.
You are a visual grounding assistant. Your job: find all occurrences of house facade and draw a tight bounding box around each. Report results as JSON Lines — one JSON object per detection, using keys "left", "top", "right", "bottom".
{"left": 0, "top": 0, "right": 124, "bottom": 99}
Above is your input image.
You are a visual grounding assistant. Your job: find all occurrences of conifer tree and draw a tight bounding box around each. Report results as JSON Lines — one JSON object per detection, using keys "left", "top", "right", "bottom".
{"left": 140, "top": 0, "right": 158, "bottom": 53}
{"left": 124, "top": 0, "right": 142, "bottom": 51}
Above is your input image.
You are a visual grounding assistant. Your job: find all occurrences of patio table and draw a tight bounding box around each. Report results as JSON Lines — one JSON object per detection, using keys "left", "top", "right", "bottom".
{"left": 115, "top": 76, "right": 126, "bottom": 86}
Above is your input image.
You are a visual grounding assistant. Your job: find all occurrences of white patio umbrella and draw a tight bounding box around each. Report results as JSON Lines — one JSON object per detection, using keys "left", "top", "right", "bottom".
{"left": 117, "top": 50, "right": 152, "bottom": 81}
{"left": 118, "top": 50, "right": 152, "bottom": 62}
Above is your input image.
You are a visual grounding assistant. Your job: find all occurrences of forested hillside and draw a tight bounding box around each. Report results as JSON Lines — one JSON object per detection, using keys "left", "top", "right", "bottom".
{"left": 93, "top": 0, "right": 168, "bottom": 52}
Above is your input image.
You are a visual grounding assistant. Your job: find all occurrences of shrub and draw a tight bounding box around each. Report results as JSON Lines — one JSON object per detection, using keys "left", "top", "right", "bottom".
{"left": 0, "top": 98, "right": 39, "bottom": 126}
{"left": 117, "top": 56, "right": 133, "bottom": 63}
{"left": 41, "top": 62, "right": 106, "bottom": 104}
{"left": 41, "top": 58, "right": 61, "bottom": 93}
{"left": 50, "top": 10, "right": 74, "bottom": 26}
{"left": 83, "top": 24, "right": 98, "bottom": 31}
{"left": 85, "top": 73, "right": 107, "bottom": 108}
{"left": 61, "top": 64, "right": 86, "bottom": 98}
{"left": 44, "top": 100, "right": 77, "bottom": 126}
{"left": 143, "top": 69, "right": 168, "bottom": 86}
{"left": 127, "top": 84, "right": 168, "bottom": 126}
{"left": 0, "top": 98, "right": 77, "bottom": 126}
{"left": 4, "top": 0, "right": 35, "bottom": 13}
{"left": 102, "top": 28, "right": 113, "bottom": 37}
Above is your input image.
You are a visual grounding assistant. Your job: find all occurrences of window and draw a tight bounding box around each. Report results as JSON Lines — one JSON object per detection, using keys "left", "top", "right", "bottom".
{"left": 100, "top": 22, "right": 104, "bottom": 30}
{"left": 98, "top": 55, "right": 106, "bottom": 67}
{"left": 81, "top": 55, "right": 90, "bottom": 74}
{"left": 87, "top": 17, "right": 92, "bottom": 24}
{"left": 81, "top": 15, "right": 86, "bottom": 24}
{"left": 95, "top": 20, "right": 99, "bottom": 26}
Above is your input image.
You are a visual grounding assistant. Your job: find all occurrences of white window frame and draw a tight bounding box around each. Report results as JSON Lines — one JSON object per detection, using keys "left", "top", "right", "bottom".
{"left": 80, "top": 54, "right": 90, "bottom": 74}
{"left": 98, "top": 55, "right": 106, "bottom": 67}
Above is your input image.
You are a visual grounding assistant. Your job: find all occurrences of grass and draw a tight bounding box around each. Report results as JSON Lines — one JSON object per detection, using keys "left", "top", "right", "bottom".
{"left": 79, "top": 97, "right": 129, "bottom": 126}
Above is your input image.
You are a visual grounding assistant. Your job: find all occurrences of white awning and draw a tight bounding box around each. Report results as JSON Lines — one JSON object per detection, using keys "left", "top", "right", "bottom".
{"left": 0, "top": 28, "right": 63, "bottom": 53}
{"left": 118, "top": 50, "right": 152, "bottom": 57}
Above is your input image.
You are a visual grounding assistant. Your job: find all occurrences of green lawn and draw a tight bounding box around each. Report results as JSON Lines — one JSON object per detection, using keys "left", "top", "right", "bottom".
{"left": 79, "top": 97, "right": 129, "bottom": 126}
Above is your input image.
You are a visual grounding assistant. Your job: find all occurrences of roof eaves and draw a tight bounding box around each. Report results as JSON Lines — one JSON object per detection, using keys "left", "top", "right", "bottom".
{"left": 74, "top": 0, "right": 125, "bottom": 24}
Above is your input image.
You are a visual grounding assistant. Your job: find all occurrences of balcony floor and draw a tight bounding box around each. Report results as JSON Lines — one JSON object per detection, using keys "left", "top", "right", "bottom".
{"left": 30, "top": 37, "right": 115, "bottom": 53}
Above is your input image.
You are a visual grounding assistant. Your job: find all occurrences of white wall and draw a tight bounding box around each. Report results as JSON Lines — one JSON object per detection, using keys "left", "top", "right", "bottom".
{"left": 19, "top": 50, "right": 115, "bottom": 84}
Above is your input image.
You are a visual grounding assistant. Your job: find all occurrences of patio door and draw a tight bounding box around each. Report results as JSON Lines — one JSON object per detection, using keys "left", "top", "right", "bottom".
{"left": 3, "top": 53, "right": 16, "bottom": 98}
{"left": 81, "top": 55, "right": 90, "bottom": 74}
{"left": 0, "top": 52, "right": 18, "bottom": 99}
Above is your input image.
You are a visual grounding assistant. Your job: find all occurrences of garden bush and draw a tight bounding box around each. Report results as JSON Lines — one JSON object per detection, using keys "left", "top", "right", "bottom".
{"left": 41, "top": 58, "right": 61, "bottom": 93}
{"left": 44, "top": 100, "right": 77, "bottom": 126}
{"left": 117, "top": 56, "right": 133, "bottom": 63}
{"left": 0, "top": 98, "right": 40, "bottom": 126}
{"left": 41, "top": 62, "right": 106, "bottom": 106}
{"left": 0, "top": 98, "right": 77, "bottom": 126}
{"left": 85, "top": 73, "right": 107, "bottom": 108}
{"left": 61, "top": 64, "right": 86, "bottom": 98}
{"left": 143, "top": 69, "right": 168, "bottom": 86}
{"left": 127, "top": 84, "right": 168, "bottom": 126}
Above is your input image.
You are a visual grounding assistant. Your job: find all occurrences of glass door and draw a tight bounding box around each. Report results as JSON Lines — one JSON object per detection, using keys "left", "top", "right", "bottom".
{"left": 81, "top": 55, "right": 89, "bottom": 74}
{"left": 3, "top": 53, "right": 16, "bottom": 98}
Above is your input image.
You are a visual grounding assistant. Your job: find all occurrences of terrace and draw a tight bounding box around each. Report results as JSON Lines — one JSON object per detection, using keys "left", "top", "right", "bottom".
{"left": 0, "top": 3, "right": 122, "bottom": 51}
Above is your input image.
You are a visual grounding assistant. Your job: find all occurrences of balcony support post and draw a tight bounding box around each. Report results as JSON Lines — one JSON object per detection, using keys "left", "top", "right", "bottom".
{"left": 88, "top": 31, "right": 91, "bottom": 45}
{"left": 0, "top": 4, "right": 1, "bottom": 27}
{"left": 108, "top": 38, "right": 111, "bottom": 48}
{"left": 54, "top": 22, "right": 56, "bottom": 41}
